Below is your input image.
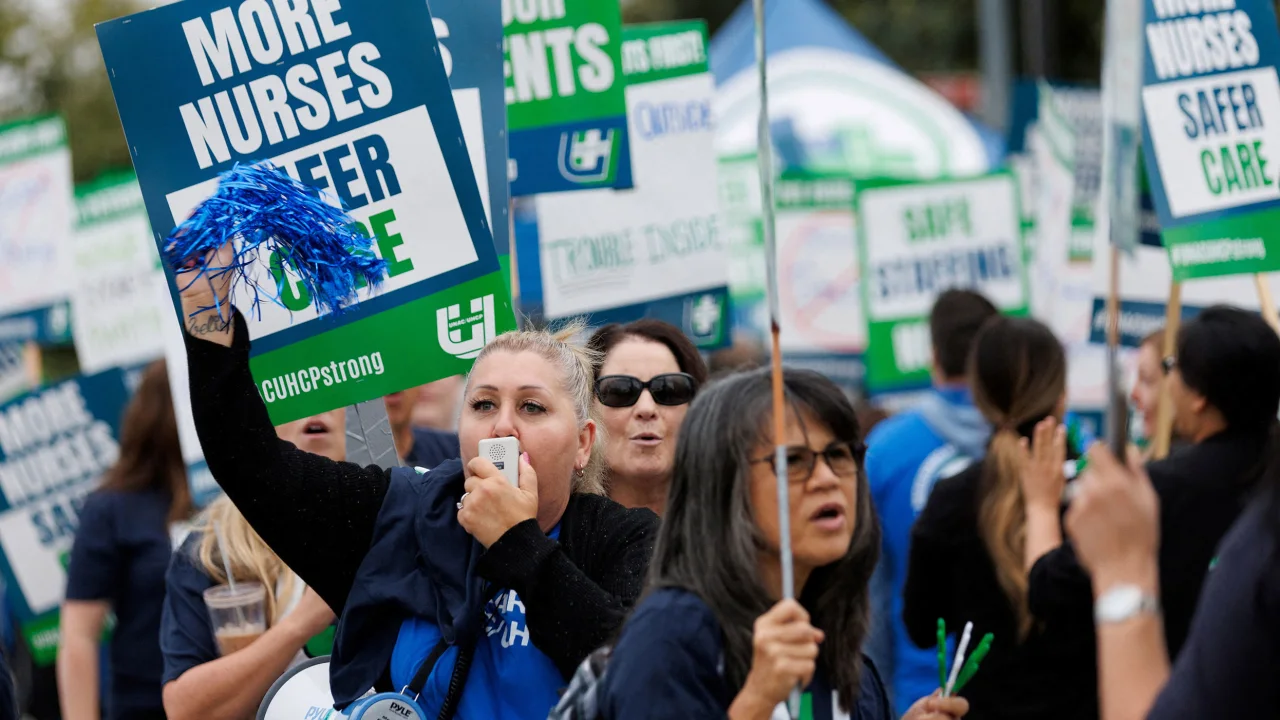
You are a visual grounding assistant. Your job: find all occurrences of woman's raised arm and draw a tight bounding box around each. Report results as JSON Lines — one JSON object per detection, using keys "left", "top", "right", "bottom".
{"left": 180, "top": 247, "right": 390, "bottom": 614}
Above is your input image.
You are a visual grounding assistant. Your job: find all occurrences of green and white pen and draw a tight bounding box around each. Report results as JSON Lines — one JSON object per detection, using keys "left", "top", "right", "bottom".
{"left": 954, "top": 633, "right": 994, "bottom": 694}
{"left": 943, "top": 621, "right": 973, "bottom": 698}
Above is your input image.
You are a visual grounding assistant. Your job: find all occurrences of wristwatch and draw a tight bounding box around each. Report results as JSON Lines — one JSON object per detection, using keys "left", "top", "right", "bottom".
{"left": 1095, "top": 584, "right": 1161, "bottom": 624}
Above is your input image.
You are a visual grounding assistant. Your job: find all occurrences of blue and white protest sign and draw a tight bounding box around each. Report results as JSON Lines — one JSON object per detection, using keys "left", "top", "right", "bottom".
{"left": 523, "top": 22, "right": 727, "bottom": 347}
{"left": 97, "top": 0, "right": 516, "bottom": 426}
{"left": 0, "top": 368, "right": 129, "bottom": 664}
{"left": 1140, "top": 0, "right": 1280, "bottom": 279}
{"left": 431, "top": 0, "right": 511, "bottom": 267}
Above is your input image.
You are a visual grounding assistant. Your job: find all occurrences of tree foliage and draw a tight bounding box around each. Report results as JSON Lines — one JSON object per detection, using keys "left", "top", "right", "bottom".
{"left": 0, "top": 0, "right": 139, "bottom": 184}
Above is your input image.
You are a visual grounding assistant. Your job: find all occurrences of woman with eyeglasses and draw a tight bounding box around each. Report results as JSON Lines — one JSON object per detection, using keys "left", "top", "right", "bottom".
{"left": 902, "top": 316, "right": 1096, "bottom": 720}
{"left": 589, "top": 368, "right": 968, "bottom": 720}
{"left": 586, "top": 321, "right": 708, "bottom": 515}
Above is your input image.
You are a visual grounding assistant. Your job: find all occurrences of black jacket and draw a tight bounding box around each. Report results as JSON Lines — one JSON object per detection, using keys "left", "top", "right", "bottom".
{"left": 1029, "top": 428, "right": 1270, "bottom": 660}
{"left": 903, "top": 460, "right": 1098, "bottom": 720}
{"left": 185, "top": 310, "right": 659, "bottom": 706}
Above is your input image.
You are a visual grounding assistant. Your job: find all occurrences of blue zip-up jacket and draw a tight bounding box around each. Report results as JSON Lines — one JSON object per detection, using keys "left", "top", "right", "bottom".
{"left": 864, "top": 387, "right": 989, "bottom": 717}
{"left": 600, "top": 588, "right": 891, "bottom": 719}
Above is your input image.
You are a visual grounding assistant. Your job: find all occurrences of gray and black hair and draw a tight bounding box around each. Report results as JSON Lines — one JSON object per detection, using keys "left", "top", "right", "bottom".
{"left": 646, "top": 367, "right": 880, "bottom": 712}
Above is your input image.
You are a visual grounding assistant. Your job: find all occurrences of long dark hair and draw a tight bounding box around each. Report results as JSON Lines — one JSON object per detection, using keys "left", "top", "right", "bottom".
{"left": 968, "top": 316, "right": 1065, "bottom": 637}
{"left": 98, "top": 360, "right": 192, "bottom": 523}
{"left": 647, "top": 367, "right": 879, "bottom": 712}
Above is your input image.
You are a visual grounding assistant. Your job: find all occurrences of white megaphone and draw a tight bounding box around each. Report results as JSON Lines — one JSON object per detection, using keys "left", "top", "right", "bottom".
{"left": 257, "top": 656, "right": 340, "bottom": 720}
{"left": 258, "top": 657, "right": 423, "bottom": 720}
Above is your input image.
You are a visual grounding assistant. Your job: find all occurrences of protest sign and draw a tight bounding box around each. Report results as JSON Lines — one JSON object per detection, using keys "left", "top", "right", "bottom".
{"left": 70, "top": 172, "right": 168, "bottom": 374}
{"left": 505, "top": 0, "right": 632, "bottom": 195}
{"left": 98, "top": 0, "right": 516, "bottom": 425}
{"left": 432, "top": 0, "right": 511, "bottom": 270}
{"left": 1140, "top": 0, "right": 1280, "bottom": 280}
{"left": 719, "top": 153, "right": 768, "bottom": 337}
{"left": 531, "top": 21, "right": 728, "bottom": 347}
{"left": 774, "top": 172, "right": 865, "bottom": 358}
{"left": 0, "top": 116, "right": 75, "bottom": 323}
{"left": 1089, "top": 203, "right": 1276, "bottom": 348}
{"left": 0, "top": 344, "right": 30, "bottom": 404}
{"left": 857, "top": 173, "right": 1030, "bottom": 392}
{"left": 0, "top": 368, "right": 129, "bottom": 664}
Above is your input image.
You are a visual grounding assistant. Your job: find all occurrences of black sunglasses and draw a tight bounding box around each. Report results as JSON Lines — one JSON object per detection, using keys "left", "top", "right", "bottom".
{"left": 749, "top": 441, "right": 863, "bottom": 484}
{"left": 595, "top": 373, "right": 698, "bottom": 408}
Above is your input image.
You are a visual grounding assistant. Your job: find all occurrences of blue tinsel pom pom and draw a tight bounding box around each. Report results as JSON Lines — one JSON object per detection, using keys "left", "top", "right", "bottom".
{"left": 164, "top": 162, "right": 389, "bottom": 320}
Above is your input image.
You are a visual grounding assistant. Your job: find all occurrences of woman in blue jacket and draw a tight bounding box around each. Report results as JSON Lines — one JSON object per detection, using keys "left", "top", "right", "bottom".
{"left": 175, "top": 244, "right": 658, "bottom": 720}
{"left": 595, "top": 368, "right": 969, "bottom": 720}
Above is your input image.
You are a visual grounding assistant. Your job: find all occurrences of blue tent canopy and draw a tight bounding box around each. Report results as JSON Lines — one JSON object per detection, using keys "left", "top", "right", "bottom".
{"left": 709, "top": 0, "right": 1006, "bottom": 169}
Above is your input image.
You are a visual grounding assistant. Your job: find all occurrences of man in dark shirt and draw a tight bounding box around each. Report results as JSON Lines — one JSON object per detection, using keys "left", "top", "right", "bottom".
{"left": 384, "top": 386, "right": 459, "bottom": 470}
{"left": 1031, "top": 305, "right": 1280, "bottom": 659}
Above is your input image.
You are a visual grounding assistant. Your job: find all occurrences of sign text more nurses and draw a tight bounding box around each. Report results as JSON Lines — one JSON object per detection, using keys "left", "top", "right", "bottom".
{"left": 179, "top": 0, "right": 392, "bottom": 170}
{"left": 1142, "top": 0, "right": 1280, "bottom": 218}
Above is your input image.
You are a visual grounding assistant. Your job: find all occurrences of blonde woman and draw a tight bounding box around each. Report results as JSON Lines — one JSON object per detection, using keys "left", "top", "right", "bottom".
{"left": 159, "top": 412, "right": 343, "bottom": 720}
{"left": 176, "top": 242, "right": 657, "bottom": 720}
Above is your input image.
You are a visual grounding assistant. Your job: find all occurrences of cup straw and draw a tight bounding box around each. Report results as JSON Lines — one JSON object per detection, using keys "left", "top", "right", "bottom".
{"left": 212, "top": 520, "right": 247, "bottom": 626}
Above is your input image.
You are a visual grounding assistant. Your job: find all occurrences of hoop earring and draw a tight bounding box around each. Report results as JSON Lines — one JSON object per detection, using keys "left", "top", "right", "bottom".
{"left": 575, "top": 467, "right": 585, "bottom": 478}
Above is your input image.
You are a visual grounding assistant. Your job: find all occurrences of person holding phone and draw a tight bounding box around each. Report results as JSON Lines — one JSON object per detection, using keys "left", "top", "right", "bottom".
{"left": 586, "top": 320, "right": 709, "bottom": 516}
{"left": 175, "top": 242, "right": 658, "bottom": 720}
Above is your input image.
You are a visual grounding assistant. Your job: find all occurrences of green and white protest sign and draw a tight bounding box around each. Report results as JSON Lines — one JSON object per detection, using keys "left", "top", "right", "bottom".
{"left": 857, "top": 173, "right": 1030, "bottom": 392}
{"left": 532, "top": 21, "right": 727, "bottom": 344}
{"left": 506, "top": 0, "right": 632, "bottom": 195}
{"left": 1141, "top": 0, "right": 1280, "bottom": 280}
{"left": 774, "top": 173, "right": 866, "bottom": 358}
{"left": 0, "top": 115, "right": 75, "bottom": 333}
{"left": 71, "top": 172, "right": 168, "bottom": 374}
{"left": 718, "top": 153, "right": 768, "bottom": 335}
{"left": 0, "top": 368, "right": 129, "bottom": 664}
{"left": 98, "top": 0, "right": 515, "bottom": 426}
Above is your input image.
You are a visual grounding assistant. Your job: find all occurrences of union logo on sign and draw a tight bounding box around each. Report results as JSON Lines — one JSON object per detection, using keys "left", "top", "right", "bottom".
{"left": 557, "top": 129, "right": 616, "bottom": 183}
{"left": 437, "top": 295, "right": 497, "bottom": 360}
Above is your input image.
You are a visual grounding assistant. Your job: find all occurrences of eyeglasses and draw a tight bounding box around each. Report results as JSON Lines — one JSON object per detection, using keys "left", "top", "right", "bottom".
{"left": 595, "top": 373, "right": 699, "bottom": 408}
{"left": 749, "top": 442, "right": 862, "bottom": 484}
{"left": 1161, "top": 356, "right": 1177, "bottom": 375}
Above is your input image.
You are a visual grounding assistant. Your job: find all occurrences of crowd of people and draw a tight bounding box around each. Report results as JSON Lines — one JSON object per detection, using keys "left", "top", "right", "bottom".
{"left": 5, "top": 259, "right": 1274, "bottom": 720}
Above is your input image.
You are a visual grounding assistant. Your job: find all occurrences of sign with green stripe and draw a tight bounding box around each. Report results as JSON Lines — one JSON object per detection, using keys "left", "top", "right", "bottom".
{"left": 0, "top": 368, "right": 130, "bottom": 665}
{"left": 0, "top": 115, "right": 74, "bottom": 323}
{"left": 99, "top": 0, "right": 516, "bottom": 425}
{"left": 857, "top": 173, "right": 1030, "bottom": 392}
{"left": 1140, "top": 0, "right": 1280, "bottom": 280}
{"left": 531, "top": 21, "right": 726, "bottom": 346}
{"left": 505, "top": 0, "right": 632, "bottom": 195}
{"left": 71, "top": 171, "right": 167, "bottom": 374}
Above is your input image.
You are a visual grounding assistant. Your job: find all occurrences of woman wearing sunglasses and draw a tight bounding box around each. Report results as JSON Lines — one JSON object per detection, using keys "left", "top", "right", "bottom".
{"left": 593, "top": 368, "right": 968, "bottom": 720}
{"left": 587, "top": 321, "right": 708, "bottom": 515}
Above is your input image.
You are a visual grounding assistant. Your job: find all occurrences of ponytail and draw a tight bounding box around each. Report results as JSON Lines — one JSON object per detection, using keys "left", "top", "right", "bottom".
{"left": 967, "top": 315, "right": 1067, "bottom": 640}
{"left": 978, "top": 428, "right": 1031, "bottom": 637}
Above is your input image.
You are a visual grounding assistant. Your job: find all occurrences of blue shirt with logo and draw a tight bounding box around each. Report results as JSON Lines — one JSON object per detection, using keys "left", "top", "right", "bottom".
{"left": 389, "top": 525, "right": 563, "bottom": 719}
